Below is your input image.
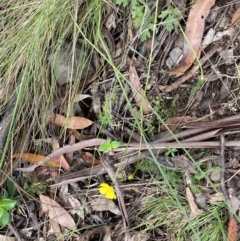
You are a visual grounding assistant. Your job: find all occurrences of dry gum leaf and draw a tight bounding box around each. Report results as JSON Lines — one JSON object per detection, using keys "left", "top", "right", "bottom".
{"left": 231, "top": 7, "right": 240, "bottom": 25}
{"left": 90, "top": 197, "right": 120, "bottom": 215}
{"left": 40, "top": 194, "right": 76, "bottom": 230}
{"left": 53, "top": 114, "right": 93, "bottom": 129}
{"left": 129, "top": 65, "right": 151, "bottom": 114}
{"left": 170, "top": 0, "right": 215, "bottom": 76}
{"left": 12, "top": 153, "right": 60, "bottom": 168}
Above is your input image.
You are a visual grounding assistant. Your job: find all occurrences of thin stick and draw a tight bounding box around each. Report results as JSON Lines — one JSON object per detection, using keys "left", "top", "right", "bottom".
{"left": 15, "top": 138, "right": 106, "bottom": 172}
{"left": 15, "top": 139, "right": 240, "bottom": 172}
{"left": 100, "top": 154, "right": 130, "bottom": 240}
{"left": 220, "top": 133, "right": 231, "bottom": 219}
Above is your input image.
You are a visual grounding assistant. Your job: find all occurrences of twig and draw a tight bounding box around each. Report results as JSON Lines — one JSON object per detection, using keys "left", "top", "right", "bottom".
{"left": 15, "top": 138, "right": 106, "bottom": 172}
{"left": 8, "top": 223, "right": 22, "bottom": 241}
{"left": 117, "top": 141, "right": 240, "bottom": 151}
{"left": 15, "top": 136, "right": 240, "bottom": 173}
{"left": 100, "top": 154, "right": 130, "bottom": 241}
{"left": 51, "top": 150, "right": 154, "bottom": 186}
{"left": 220, "top": 133, "right": 231, "bottom": 219}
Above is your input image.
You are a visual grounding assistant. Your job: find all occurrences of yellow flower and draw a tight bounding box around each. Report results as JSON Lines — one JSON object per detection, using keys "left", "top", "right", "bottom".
{"left": 99, "top": 183, "right": 116, "bottom": 200}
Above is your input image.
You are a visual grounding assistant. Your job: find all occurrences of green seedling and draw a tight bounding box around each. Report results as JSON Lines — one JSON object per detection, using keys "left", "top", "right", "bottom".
{"left": 158, "top": 7, "right": 180, "bottom": 31}
{"left": 1, "top": 178, "right": 16, "bottom": 199}
{"left": 0, "top": 201, "right": 16, "bottom": 227}
{"left": 0, "top": 199, "right": 18, "bottom": 227}
{"left": 164, "top": 147, "right": 178, "bottom": 157}
{"left": 23, "top": 175, "right": 47, "bottom": 198}
{"left": 98, "top": 139, "right": 122, "bottom": 152}
{"left": 0, "top": 179, "right": 18, "bottom": 227}
{"left": 190, "top": 79, "right": 204, "bottom": 97}
{"left": 98, "top": 93, "right": 118, "bottom": 127}
{"left": 116, "top": 0, "right": 155, "bottom": 41}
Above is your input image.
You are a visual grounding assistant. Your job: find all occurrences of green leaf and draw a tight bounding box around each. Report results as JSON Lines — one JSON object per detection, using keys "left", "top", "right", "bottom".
{"left": 7, "top": 179, "right": 16, "bottom": 198}
{"left": 98, "top": 140, "right": 122, "bottom": 152}
{"left": 98, "top": 142, "right": 109, "bottom": 152}
{"left": 0, "top": 208, "right": 10, "bottom": 227}
{"left": 0, "top": 199, "right": 17, "bottom": 211}
{"left": 140, "top": 30, "right": 151, "bottom": 41}
{"left": 159, "top": 10, "right": 169, "bottom": 19}
{"left": 1, "top": 189, "right": 8, "bottom": 199}
{"left": 172, "top": 8, "right": 180, "bottom": 17}
{"left": 110, "top": 141, "right": 122, "bottom": 149}
{"left": 116, "top": 0, "right": 130, "bottom": 7}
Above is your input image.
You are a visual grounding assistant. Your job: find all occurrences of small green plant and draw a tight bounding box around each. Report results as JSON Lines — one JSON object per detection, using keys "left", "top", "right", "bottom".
{"left": 23, "top": 175, "right": 47, "bottom": 198}
{"left": 171, "top": 93, "right": 180, "bottom": 108}
{"left": 0, "top": 179, "right": 18, "bottom": 227}
{"left": 0, "top": 198, "right": 18, "bottom": 227}
{"left": 164, "top": 147, "right": 178, "bottom": 157}
{"left": 136, "top": 159, "right": 182, "bottom": 187}
{"left": 116, "top": 1, "right": 180, "bottom": 40}
{"left": 98, "top": 93, "right": 118, "bottom": 127}
{"left": 158, "top": 7, "right": 180, "bottom": 31}
{"left": 98, "top": 139, "right": 122, "bottom": 152}
{"left": 190, "top": 79, "right": 204, "bottom": 97}
{"left": 116, "top": 0, "right": 155, "bottom": 41}
{"left": 153, "top": 96, "right": 172, "bottom": 121}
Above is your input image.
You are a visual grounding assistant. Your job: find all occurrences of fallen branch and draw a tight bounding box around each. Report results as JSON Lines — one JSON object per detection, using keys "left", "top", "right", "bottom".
{"left": 15, "top": 138, "right": 106, "bottom": 172}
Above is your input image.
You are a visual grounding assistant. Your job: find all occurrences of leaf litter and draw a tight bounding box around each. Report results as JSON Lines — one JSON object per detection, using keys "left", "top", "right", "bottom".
{"left": 1, "top": 0, "right": 240, "bottom": 240}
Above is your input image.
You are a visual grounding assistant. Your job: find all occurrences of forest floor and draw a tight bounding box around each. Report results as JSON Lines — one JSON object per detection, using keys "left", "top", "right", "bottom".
{"left": 1, "top": 0, "right": 240, "bottom": 240}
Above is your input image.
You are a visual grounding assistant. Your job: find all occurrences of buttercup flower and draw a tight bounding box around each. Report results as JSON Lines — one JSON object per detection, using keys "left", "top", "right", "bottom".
{"left": 99, "top": 183, "right": 116, "bottom": 200}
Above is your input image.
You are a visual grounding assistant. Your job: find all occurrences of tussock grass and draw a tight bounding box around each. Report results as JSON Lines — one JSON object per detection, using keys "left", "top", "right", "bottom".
{"left": 0, "top": 0, "right": 106, "bottom": 156}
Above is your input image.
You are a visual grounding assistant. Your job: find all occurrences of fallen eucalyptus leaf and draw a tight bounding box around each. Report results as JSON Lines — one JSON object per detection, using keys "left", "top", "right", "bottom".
{"left": 90, "top": 197, "right": 120, "bottom": 215}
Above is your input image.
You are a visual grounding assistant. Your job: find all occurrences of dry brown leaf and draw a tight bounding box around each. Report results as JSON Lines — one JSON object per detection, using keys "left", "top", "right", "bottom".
{"left": 52, "top": 138, "right": 70, "bottom": 171}
{"left": 65, "top": 134, "right": 75, "bottom": 165}
{"left": 231, "top": 7, "right": 240, "bottom": 25}
{"left": 172, "top": 155, "right": 197, "bottom": 174}
{"left": 82, "top": 152, "right": 101, "bottom": 165}
{"left": 129, "top": 65, "right": 151, "bottom": 114}
{"left": 228, "top": 216, "right": 238, "bottom": 241}
{"left": 12, "top": 153, "right": 60, "bottom": 168}
{"left": 53, "top": 114, "right": 93, "bottom": 129}
{"left": 48, "top": 219, "right": 64, "bottom": 241}
{"left": 90, "top": 197, "right": 121, "bottom": 215}
{"left": 170, "top": 0, "right": 215, "bottom": 76}
{"left": 186, "top": 187, "right": 204, "bottom": 219}
{"left": 40, "top": 194, "right": 76, "bottom": 230}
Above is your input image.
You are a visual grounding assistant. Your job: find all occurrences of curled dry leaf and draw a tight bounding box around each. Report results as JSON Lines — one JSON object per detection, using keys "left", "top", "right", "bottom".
{"left": 90, "top": 197, "right": 120, "bottom": 215}
{"left": 129, "top": 65, "right": 151, "bottom": 114}
{"left": 170, "top": 0, "right": 215, "bottom": 76}
{"left": 231, "top": 7, "right": 240, "bottom": 25}
{"left": 53, "top": 114, "right": 93, "bottom": 130}
{"left": 51, "top": 137, "right": 70, "bottom": 171}
{"left": 40, "top": 194, "right": 76, "bottom": 230}
{"left": 186, "top": 187, "right": 204, "bottom": 220}
{"left": 82, "top": 152, "right": 101, "bottom": 165}
{"left": 12, "top": 153, "right": 60, "bottom": 168}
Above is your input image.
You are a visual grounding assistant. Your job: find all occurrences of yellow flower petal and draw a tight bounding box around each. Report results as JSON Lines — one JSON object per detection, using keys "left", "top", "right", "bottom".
{"left": 99, "top": 183, "right": 116, "bottom": 200}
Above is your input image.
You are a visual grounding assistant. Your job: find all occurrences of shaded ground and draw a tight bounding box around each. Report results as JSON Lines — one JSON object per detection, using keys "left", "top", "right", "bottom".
{"left": 1, "top": 0, "right": 240, "bottom": 240}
